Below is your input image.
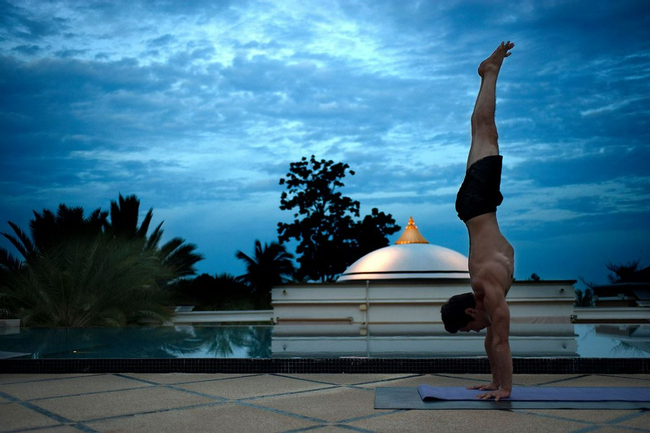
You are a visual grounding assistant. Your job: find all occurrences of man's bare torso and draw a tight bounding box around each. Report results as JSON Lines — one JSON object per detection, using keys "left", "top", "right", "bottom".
{"left": 466, "top": 212, "right": 514, "bottom": 299}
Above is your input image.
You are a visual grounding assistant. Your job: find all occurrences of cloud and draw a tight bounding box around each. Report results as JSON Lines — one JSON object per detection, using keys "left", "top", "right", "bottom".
{"left": 0, "top": 0, "right": 69, "bottom": 41}
{"left": 11, "top": 44, "right": 40, "bottom": 55}
{"left": 1, "top": 0, "right": 649, "bottom": 282}
{"left": 147, "top": 34, "right": 176, "bottom": 48}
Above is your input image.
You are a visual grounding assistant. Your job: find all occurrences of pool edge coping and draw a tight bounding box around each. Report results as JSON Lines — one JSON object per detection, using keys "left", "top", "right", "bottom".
{"left": 1, "top": 357, "right": 647, "bottom": 374}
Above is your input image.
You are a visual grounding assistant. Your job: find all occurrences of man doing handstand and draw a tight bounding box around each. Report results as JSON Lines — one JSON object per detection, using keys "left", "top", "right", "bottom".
{"left": 440, "top": 41, "right": 516, "bottom": 401}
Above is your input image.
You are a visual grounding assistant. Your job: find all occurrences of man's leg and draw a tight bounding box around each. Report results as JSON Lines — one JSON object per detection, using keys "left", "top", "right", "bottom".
{"left": 466, "top": 41, "right": 514, "bottom": 171}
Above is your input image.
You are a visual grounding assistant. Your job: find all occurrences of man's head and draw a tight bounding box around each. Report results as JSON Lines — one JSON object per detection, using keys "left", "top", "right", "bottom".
{"left": 440, "top": 292, "right": 490, "bottom": 333}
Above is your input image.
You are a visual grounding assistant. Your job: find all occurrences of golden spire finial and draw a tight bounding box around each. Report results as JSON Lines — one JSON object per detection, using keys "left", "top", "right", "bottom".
{"left": 395, "top": 216, "right": 429, "bottom": 245}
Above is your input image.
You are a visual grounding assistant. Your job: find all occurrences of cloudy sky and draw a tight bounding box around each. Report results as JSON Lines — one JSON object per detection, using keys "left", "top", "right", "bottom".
{"left": 1, "top": 0, "right": 649, "bottom": 286}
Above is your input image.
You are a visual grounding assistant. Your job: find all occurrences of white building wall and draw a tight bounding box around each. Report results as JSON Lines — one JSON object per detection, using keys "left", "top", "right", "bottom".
{"left": 272, "top": 279, "right": 576, "bottom": 325}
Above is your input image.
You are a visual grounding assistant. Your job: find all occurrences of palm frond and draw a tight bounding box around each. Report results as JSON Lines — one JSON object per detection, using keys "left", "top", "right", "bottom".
{"left": 2, "top": 230, "right": 33, "bottom": 263}
{"left": 146, "top": 222, "right": 164, "bottom": 250}
{"left": 137, "top": 209, "right": 154, "bottom": 238}
{"left": 0, "top": 247, "right": 23, "bottom": 272}
{"left": 159, "top": 237, "right": 184, "bottom": 257}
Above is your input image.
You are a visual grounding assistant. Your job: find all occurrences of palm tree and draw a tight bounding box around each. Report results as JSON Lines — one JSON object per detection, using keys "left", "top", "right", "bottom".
{"left": 0, "top": 194, "right": 202, "bottom": 326}
{"left": 236, "top": 240, "right": 295, "bottom": 308}
{"left": 0, "top": 235, "right": 172, "bottom": 327}
{"left": 2, "top": 205, "right": 108, "bottom": 266}
{"left": 574, "top": 288, "right": 594, "bottom": 307}
{"left": 108, "top": 194, "right": 203, "bottom": 284}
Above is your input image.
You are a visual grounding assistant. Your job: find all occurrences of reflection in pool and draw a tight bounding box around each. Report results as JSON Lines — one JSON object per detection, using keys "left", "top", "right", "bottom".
{"left": 0, "top": 326, "right": 272, "bottom": 359}
{"left": 0, "top": 324, "right": 648, "bottom": 359}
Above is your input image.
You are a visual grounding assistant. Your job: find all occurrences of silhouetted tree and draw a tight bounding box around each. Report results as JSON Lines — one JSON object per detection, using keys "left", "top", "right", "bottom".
{"left": 278, "top": 156, "right": 400, "bottom": 282}
{"left": 356, "top": 208, "right": 400, "bottom": 259}
{"left": 109, "top": 194, "right": 153, "bottom": 239}
{"left": 0, "top": 194, "right": 203, "bottom": 326}
{"left": 3, "top": 205, "right": 108, "bottom": 260}
{"left": 107, "top": 194, "right": 203, "bottom": 284}
{"left": 574, "top": 288, "right": 594, "bottom": 307}
{"left": 577, "top": 260, "right": 648, "bottom": 308}
{"left": 236, "top": 240, "right": 295, "bottom": 308}
{"left": 170, "top": 273, "right": 252, "bottom": 310}
{"left": 0, "top": 233, "right": 172, "bottom": 326}
{"left": 606, "top": 260, "right": 647, "bottom": 284}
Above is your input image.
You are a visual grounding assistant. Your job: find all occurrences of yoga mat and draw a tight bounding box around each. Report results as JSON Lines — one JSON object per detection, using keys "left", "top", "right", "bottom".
{"left": 375, "top": 387, "right": 650, "bottom": 410}
{"left": 418, "top": 385, "right": 650, "bottom": 402}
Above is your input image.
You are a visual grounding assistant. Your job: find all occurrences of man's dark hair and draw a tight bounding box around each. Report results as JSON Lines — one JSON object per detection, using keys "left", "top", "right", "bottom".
{"left": 440, "top": 292, "right": 476, "bottom": 333}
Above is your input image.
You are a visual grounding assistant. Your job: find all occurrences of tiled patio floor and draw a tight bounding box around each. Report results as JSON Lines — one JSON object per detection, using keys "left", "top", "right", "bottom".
{"left": 1, "top": 373, "right": 649, "bottom": 433}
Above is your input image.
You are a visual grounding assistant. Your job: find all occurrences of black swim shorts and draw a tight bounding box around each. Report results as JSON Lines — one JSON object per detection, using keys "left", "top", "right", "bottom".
{"left": 455, "top": 155, "right": 504, "bottom": 222}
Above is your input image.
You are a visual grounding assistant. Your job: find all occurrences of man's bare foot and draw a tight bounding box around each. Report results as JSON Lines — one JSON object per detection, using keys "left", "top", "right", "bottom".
{"left": 478, "top": 41, "right": 515, "bottom": 77}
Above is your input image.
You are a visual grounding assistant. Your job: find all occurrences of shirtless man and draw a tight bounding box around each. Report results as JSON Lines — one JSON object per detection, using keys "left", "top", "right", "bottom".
{"left": 440, "top": 41, "right": 516, "bottom": 401}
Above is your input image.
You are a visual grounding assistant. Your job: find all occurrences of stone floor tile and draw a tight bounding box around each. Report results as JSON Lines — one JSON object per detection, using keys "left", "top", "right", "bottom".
{"left": 31, "top": 426, "right": 88, "bottom": 433}
{"left": 601, "top": 374, "right": 650, "bottom": 381}
{"left": 545, "top": 375, "right": 650, "bottom": 387}
{"left": 357, "top": 374, "right": 490, "bottom": 390}
{"left": 0, "top": 373, "right": 152, "bottom": 400}
{"left": 88, "top": 401, "right": 317, "bottom": 433}
{"left": 510, "top": 374, "right": 586, "bottom": 386}
{"left": 349, "top": 409, "right": 586, "bottom": 433}
{"left": 0, "top": 402, "right": 61, "bottom": 431}
{"left": 515, "top": 409, "right": 639, "bottom": 424}
{"left": 31, "top": 386, "right": 217, "bottom": 422}
{"left": 434, "top": 374, "right": 587, "bottom": 387}
{"left": 253, "top": 386, "right": 384, "bottom": 422}
{"left": 308, "top": 427, "right": 365, "bottom": 433}
{"left": 278, "top": 373, "right": 416, "bottom": 386}
{"left": 617, "top": 411, "right": 650, "bottom": 429}
{"left": 0, "top": 373, "right": 98, "bottom": 385}
{"left": 119, "top": 372, "right": 258, "bottom": 385}
{"left": 174, "top": 374, "right": 332, "bottom": 400}
{"left": 591, "top": 428, "right": 646, "bottom": 433}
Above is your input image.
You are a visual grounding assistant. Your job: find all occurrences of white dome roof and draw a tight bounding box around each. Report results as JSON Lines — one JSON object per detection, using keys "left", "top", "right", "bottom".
{"left": 338, "top": 243, "right": 469, "bottom": 281}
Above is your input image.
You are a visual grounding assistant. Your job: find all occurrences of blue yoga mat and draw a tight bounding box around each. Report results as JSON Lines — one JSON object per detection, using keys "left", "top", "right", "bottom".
{"left": 418, "top": 385, "right": 650, "bottom": 402}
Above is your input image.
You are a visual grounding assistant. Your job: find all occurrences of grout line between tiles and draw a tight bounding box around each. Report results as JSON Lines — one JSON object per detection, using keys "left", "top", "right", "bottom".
{"left": 533, "top": 374, "right": 592, "bottom": 386}
{"left": 568, "top": 426, "right": 604, "bottom": 433}
{"left": 80, "top": 400, "right": 228, "bottom": 424}
{"left": 114, "top": 372, "right": 263, "bottom": 386}
{"left": 511, "top": 409, "right": 598, "bottom": 426}
{"left": 19, "top": 385, "right": 157, "bottom": 403}
{"left": 237, "top": 385, "right": 341, "bottom": 402}
{"left": 605, "top": 410, "right": 650, "bottom": 426}
{"left": 337, "top": 409, "right": 407, "bottom": 424}
{"left": 18, "top": 401, "right": 75, "bottom": 425}
{"left": 235, "top": 400, "right": 329, "bottom": 424}
{"left": 331, "top": 424, "right": 379, "bottom": 433}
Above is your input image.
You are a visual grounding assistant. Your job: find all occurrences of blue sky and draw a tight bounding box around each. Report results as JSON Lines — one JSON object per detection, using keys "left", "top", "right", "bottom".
{"left": 1, "top": 0, "right": 649, "bottom": 286}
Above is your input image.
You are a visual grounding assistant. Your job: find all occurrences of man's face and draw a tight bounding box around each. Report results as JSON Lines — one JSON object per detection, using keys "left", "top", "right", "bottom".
{"left": 459, "top": 320, "right": 486, "bottom": 333}
{"left": 460, "top": 309, "right": 490, "bottom": 332}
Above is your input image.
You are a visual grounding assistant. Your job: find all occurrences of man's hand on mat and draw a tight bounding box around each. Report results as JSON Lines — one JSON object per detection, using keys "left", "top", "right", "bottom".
{"left": 475, "top": 388, "right": 511, "bottom": 401}
{"left": 466, "top": 382, "right": 498, "bottom": 391}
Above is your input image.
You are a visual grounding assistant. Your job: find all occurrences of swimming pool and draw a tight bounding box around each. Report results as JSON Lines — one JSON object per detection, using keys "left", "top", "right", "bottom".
{"left": 1, "top": 324, "right": 648, "bottom": 360}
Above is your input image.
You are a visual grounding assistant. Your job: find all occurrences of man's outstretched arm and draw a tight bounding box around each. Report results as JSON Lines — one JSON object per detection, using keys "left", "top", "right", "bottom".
{"left": 473, "top": 273, "right": 512, "bottom": 401}
{"left": 466, "top": 327, "right": 501, "bottom": 392}
{"left": 485, "top": 327, "right": 503, "bottom": 388}
{"left": 477, "top": 281, "right": 512, "bottom": 400}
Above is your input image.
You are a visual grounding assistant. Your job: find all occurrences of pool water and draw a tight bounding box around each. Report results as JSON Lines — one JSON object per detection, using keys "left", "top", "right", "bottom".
{"left": 0, "top": 324, "right": 648, "bottom": 359}
{"left": 0, "top": 326, "right": 272, "bottom": 359}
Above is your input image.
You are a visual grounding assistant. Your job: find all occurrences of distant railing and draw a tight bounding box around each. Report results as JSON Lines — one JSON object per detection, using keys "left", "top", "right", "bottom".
{"left": 141, "top": 309, "right": 274, "bottom": 326}
{"left": 571, "top": 307, "right": 650, "bottom": 323}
